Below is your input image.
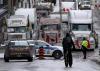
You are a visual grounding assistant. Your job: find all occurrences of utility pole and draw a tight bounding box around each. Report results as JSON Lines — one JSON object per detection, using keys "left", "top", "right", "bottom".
{"left": 59, "top": 0, "right": 63, "bottom": 39}
{"left": 59, "top": 0, "right": 62, "bottom": 24}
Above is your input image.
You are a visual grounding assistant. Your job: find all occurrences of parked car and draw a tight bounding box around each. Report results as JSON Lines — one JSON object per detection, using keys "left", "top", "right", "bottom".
{"left": 27, "top": 40, "right": 63, "bottom": 59}
{"left": 4, "top": 40, "right": 35, "bottom": 62}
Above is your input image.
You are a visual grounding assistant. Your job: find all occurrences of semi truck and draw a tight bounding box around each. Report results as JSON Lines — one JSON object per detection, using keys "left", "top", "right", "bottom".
{"left": 15, "top": 8, "right": 38, "bottom": 40}
{"left": 68, "top": 10, "right": 98, "bottom": 50}
{"left": 50, "top": 1, "right": 76, "bottom": 23}
{"left": 6, "top": 8, "right": 38, "bottom": 40}
{"left": 40, "top": 18, "right": 61, "bottom": 44}
{"left": 7, "top": 15, "right": 32, "bottom": 40}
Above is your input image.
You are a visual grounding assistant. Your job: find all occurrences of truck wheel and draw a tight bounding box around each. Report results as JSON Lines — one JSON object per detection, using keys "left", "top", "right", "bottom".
{"left": 53, "top": 51, "right": 62, "bottom": 59}
{"left": 69, "top": 54, "right": 73, "bottom": 67}
{"left": 64, "top": 53, "right": 68, "bottom": 67}
{"left": 28, "top": 57, "right": 33, "bottom": 62}
{"left": 4, "top": 57, "right": 9, "bottom": 62}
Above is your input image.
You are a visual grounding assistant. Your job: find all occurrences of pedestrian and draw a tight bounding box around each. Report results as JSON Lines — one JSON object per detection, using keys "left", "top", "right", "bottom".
{"left": 81, "top": 37, "right": 88, "bottom": 59}
{"left": 62, "top": 32, "right": 75, "bottom": 67}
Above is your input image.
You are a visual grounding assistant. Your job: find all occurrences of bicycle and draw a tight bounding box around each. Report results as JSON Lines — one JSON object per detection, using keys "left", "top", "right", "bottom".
{"left": 64, "top": 50, "right": 73, "bottom": 67}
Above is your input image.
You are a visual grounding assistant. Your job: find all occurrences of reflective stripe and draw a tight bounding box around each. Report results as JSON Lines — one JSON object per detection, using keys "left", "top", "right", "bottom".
{"left": 82, "top": 40, "right": 88, "bottom": 48}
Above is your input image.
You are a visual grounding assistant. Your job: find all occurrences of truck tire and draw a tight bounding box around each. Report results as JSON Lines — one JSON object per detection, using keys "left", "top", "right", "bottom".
{"left": 28, "top": 57, "right": 33, "bottom": 62}
{"left": 4, "top": 57, "right": 9, "bottom": 62}
{"left": 68, "top": 54, "right": 73, "bottom": 67}
{"left": 64, "top": 52, "right": 68, "bottom": 67}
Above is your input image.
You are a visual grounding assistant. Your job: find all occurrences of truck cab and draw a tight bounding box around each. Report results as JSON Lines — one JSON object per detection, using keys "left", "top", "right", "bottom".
{"left": 7, "top": 15, "right": 31, "bottom": 40}
{"left": 68, "top": 10, "right": 98, "bottom": 49}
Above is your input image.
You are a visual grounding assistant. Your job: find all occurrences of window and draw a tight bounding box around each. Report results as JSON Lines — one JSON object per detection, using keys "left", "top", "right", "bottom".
{"left": 72, "top": 24, "right": 91, "bottom": 31}
{"left": 63, "top": 0, "right": 75, "bottom": 2}
{"left": 10, "top": 41, "right": 29, "bottom": 46}
{"left": 41, "top": 24, "right": 61, "bottom": 31}
{"left": 35, "top": 41, "right": 50, "bottom": 48}
{"left": 8, "top": 27, "right": 27, "bottom": 33}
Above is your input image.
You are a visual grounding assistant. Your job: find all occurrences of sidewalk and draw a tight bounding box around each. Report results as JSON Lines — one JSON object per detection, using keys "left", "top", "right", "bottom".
{"left": 90, "top": 48, "right": 100, "bottom": 64}
{"left": 0, "top": 53, "right": 4, "bottom": 59}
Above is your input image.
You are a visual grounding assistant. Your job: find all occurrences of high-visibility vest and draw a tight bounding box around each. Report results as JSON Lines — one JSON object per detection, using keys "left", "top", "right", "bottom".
{"left": 81, "top": 40, "right": 88, "bottom": 48}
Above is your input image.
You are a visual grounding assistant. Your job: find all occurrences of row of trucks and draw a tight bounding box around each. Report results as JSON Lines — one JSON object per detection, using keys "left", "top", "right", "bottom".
{"left": 44, "top": 0, "right": 98, "bottom": 49}
{"left": 41, "top": 9, "right": 98, "bottom": 50}
{"left": 5, "top": 1, "right": 98, "bottom": 50}
{"left": 6, "top": 8, "right": 38, "bottom": 40}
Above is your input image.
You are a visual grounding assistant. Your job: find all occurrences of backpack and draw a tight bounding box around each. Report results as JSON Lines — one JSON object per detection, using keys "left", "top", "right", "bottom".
{"left": 66, "top": 37, "right": 72, "bottom": 44}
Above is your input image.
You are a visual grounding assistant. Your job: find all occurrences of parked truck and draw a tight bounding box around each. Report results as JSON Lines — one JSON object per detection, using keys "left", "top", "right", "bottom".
{"left": 6, "top": 8, "right": 38, "bottom": 40}
{"left": 7, "top": 15, "right": 32, "bottom": 40}
{"left": 40, "top": 18, "right": 61, "bottom": 44}
{"left": 68, "top": 10, "right": 98, "bottom": 50}
{"left": 50, "top": 1, "right": 76, "bottom": 23}
{"left": 15, "top": 8, "right": 38, "bottom": 40}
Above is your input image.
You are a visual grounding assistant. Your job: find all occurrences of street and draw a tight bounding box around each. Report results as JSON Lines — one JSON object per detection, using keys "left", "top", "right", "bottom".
{"left": 0, "top": 0, "right": 100, "bottom": 71}
{"left": 0, "top": 51, "right": 100, "bottom": 71}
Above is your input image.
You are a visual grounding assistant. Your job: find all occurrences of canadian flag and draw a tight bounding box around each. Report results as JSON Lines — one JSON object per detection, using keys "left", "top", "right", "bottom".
{"left": 63, "top": 8, "right": 69, "bottom": 13}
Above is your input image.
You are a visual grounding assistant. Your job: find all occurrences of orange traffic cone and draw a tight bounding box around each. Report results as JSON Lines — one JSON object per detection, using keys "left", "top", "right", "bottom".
{"left": 38, "top": 46, "right": 45, "bottom": 59}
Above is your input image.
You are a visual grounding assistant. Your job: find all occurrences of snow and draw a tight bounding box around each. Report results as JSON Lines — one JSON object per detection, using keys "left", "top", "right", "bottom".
{"left": 0, "top": 53, "right": 4, "bottom": 58}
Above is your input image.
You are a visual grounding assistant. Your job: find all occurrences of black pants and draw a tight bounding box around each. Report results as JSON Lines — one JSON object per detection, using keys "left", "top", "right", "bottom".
{"left": 82, "top": 46, "right": 87, "bottom": 59}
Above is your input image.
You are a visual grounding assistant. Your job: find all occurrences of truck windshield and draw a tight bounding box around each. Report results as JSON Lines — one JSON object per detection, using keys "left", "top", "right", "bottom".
{"left": 63, "top": 0, "right": 75, "bottom": 2}
{"left": 84, "top": 1, "right": 90, "bottom": 4}
{"left": 41, "top": 24, "right": 61, "bottom": 31}
{"left": 72, "top": 24, "right": 91, "bottom": 31}
{"left": 8, "top": 27, "right": 27, "bottom": 33}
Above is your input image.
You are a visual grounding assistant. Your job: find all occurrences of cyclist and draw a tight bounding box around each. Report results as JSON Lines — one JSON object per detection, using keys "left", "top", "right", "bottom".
{"left": 62, "top": 32, "right": 75, "bottom": 67}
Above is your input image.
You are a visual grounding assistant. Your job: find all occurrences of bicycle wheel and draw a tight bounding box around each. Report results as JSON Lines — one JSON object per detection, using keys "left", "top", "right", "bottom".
{"left": 68, "top": 53, "right": 73, "bottom": 67}
{"left": 64, "top": 52, "right": 68, "bottom": 67}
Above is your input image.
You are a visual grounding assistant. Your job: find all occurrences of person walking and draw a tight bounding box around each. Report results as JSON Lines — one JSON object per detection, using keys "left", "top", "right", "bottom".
{"left": 81, "top": 37, "right": 88, "bottom": 59}
{"left": 62, "top": 32, "right": 75, "bottom": 67}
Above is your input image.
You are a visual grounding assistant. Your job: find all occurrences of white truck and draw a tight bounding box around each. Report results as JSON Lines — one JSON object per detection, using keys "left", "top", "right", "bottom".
{"left": 68, "top": 10, "right": 98, "bottom": 50}
{"left": 15, "top": 8, "right": 38, "bottom": 40}
{"left": 7, "top": 15, "right": 31, "bottom": 40}
{"left": 80, "top": 0, "right": 91, "bottom": 10}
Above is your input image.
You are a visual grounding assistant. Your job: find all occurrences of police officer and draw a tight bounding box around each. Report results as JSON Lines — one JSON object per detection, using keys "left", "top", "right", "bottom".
{"left": 81, "top": 37, "right": 88, "bottom": 59}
